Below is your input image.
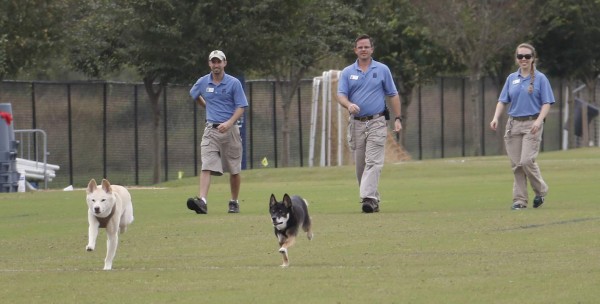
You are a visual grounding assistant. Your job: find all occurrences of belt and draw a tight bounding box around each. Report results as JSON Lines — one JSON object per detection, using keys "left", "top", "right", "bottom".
{"left": 354, "top": 112, "right": 385, "bottom": 122}
{"left": 205, "top": 122, "right": 221, "bottom": 128}
{"left": 511, "top": 114, "right": 539, "bottom": 121}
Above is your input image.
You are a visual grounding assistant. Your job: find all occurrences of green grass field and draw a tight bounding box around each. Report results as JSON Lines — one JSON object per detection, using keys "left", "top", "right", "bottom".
{"left": 1, "top": 148, "right": 599, "bottom": 303}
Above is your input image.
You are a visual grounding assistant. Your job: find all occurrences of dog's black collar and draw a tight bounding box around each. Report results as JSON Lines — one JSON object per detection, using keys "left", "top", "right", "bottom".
{"left": 95, "top": 206, "right": 116, "bottom": 228}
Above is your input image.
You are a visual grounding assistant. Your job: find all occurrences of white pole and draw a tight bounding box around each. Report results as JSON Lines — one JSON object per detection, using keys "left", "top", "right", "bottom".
{"left": 326, "top": 71, "right": 332, "bottom": 166}
{"left": 562, "top": 84, "right": 569, "bottom": 150}
{"left": 320, "top": 71, "right": 328, "bottom": 167}
{"left": 309, "top": 77, "right": 322, "bottom": 167}
{"left": 332, "top": 70, "right": 342, "bottom": 166}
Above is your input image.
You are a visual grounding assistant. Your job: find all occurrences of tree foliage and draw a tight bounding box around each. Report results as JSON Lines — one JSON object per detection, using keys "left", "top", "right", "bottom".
{"left": 534, "top": 0, "right": 600, "bottom": 91}
{"left": 346, "top": 0, "right": 461, "bottom": 145}
{"left": 243, "top": 0, "right": 361, "bottom": 166}
{"left": 532, "top": 0, "right": 600, "bottom": 145}
{"left": 413, "top": 0, "right": 536, "bottom": 155}
{"left": 63, "top": 0, "right": 361, "bottom": 176}
{"left": 5, "top": 0, "right": 599, "bottom": 173}
{"left": 0, "top": 0, "right": 71, "bottom": 80}
{"left": 66, "top": 0, "right": 209, "bottom": 183}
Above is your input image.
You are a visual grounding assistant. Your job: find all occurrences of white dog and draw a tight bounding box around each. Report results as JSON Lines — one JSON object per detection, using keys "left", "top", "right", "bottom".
{"left": 85, "top": 178, "right": 134, "bottom": 270}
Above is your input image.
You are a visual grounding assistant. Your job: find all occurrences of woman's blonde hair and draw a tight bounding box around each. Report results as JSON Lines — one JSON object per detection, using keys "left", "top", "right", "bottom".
{"left": 515, "top": 43, "right": 536, "bottom": 94}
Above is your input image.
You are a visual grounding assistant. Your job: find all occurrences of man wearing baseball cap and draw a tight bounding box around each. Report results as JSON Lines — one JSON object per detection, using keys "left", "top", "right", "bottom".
{"left": 187, "top": 50, "right": 248, "bottom": 215}
{"left": 208, "top": 50, "right": 226, "bottom": 61}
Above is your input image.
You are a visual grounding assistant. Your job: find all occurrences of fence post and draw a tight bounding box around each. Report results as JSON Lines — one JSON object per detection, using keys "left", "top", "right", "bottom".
{"left": 163, "top": 86, "right": 168, "bottom": 181}
{"left": 271, "top": 82, "right": 278, "bottom": 168}
{"left": 103, "top": 83, "right": 108, "bottom": 178}
{"left": 67, "top": 84, "right": 74, "bottom": 186}
{"left": 417, "top": 85, "right": 423, "bottom": 160}
{"left": 248, "top": 82, "right": 254, "bottom": 169}
{"left": 461, "top": 78, "right": 466, "bottom": 157}
{"left": 297, "top": 86, "right": 303, "bottom": 167}
{"left": 480, "top": 79, "right": 486, "bottom": 156}
{"left": 134, "top": 85, "right": 140, "bottom": 185}
{"left": 440, "top": 77, "right": 445, "bottom": 158}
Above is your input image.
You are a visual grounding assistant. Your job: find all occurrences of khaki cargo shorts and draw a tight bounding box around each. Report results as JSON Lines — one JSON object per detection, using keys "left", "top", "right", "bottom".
{"left": 201, "top": 125, "right": 242, "bottom": 176}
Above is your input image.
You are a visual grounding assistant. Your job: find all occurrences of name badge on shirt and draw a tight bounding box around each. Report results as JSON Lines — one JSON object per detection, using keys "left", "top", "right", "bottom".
{"left": 350, "top": 75, "right": 359, "bottom": 80}
{"left": 206, "top": 87, "right": 215, "bottom": 93}
{"left": 512, "top": 79, "right": 520, "bottom": 85}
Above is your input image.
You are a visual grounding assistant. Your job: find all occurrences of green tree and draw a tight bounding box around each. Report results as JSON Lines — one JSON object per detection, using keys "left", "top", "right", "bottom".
{"left": 70, "top": 0, "right": 201, "bottom": 183}
{"left": 66, "top": 0, "right": 259, "bottom": 183}
{"left": 349, "top": 0, "right": 460, "bottom": 147}
{"left": 413, "top": 0, "right": 536, "bottom": 155}
{"left": 533, "top": 0, "right": 600, "bottom": 146}
{"left": 69, "top": 0, "right": 342, "bottom": 180}
{"left": 247, "top": 0, "right": 360, "bottom": 167}
{"left": 0, "top": 0, "right": 70, "bottom": 81}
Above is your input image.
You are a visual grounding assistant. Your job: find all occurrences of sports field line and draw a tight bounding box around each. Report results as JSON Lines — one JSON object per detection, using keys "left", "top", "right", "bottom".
{"left": 497, "top": 217, "right": 600, "bottom": 231}
{"left": 0, "top": 264, "right": 385, "bottom": 273}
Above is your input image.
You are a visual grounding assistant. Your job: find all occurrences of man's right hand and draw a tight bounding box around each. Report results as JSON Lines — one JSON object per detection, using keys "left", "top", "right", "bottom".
{"left": 348, "top": 103, "right": 360, "bottom": 115}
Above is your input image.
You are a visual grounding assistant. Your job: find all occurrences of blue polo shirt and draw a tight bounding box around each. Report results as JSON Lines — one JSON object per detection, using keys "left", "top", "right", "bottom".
{"left": 338, "top": 59, "right": 398, "bottom": 117}
{"left": 190, "top": 73, "right": 248, "bottom": 123}
{"left": 498, "top": 69, "right": 555, "bottom": 117}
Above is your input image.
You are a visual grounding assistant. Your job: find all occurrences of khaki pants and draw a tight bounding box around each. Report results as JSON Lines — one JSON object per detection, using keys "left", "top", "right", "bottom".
{"left": 347, "top": 116, "right": 387, "bottom": 201}
{"left": 201, "top": 125, "right": 242, "bottom": 176}
{"left": 504, "top": 118, "right": 548, "bottom": 205}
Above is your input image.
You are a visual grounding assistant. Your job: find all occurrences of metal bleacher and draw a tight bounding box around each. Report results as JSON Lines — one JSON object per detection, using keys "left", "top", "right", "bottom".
{"left": 0, "top": 103, "right": 58, "bottom": 192}
{"left": 14, "top": 129, "right": 59, "bottom": 190}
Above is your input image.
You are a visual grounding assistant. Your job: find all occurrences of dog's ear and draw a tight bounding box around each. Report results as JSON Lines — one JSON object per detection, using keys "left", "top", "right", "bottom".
{"left": 101, "top": 179, "right": 112, "bottom": 194}
{"left": 86, "top": 179, "right": 97, "bottom": 194}
{"left": 269, "top": 194, "right": 277, "bottom": 207}
{"left": 283, "top": 194, "right": 292, "bottom": 208}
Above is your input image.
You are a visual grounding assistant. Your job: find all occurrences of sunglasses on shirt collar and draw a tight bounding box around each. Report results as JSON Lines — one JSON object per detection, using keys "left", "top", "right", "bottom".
{"left": 516, "top": 54, "right": 533, "bottom": 60}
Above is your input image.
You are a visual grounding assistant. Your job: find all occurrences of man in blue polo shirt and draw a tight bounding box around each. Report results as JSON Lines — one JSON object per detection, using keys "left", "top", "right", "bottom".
{"left": 187, "top": 50, "right": 248, "bottom": 214}
{"left": 337, "top": 34, "right": 402, "bottom": 213}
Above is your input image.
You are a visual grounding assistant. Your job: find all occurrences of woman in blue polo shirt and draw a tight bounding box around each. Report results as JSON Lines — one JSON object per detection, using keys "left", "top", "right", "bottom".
{"left": 490, "top": 43, "right": 555, "bottom": 210}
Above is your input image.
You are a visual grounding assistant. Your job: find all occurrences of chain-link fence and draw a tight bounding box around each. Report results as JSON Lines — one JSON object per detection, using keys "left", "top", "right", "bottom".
{"left": 0, "top": 76, "right": 584, "bottom": 188}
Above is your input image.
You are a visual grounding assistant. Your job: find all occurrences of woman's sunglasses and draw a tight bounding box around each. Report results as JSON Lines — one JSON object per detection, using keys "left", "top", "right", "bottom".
{"left": 516, "top": 54, "right": 533, "bottom": 60}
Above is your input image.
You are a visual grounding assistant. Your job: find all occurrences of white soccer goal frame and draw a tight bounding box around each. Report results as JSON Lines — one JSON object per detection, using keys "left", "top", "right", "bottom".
{"left": 309, "top": 70, "right": 343, "bottom": 167}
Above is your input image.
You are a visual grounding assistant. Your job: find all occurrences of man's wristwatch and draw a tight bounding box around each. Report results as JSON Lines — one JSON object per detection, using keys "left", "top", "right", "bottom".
{"left": 395, "top": 117, "right": 402, "bottom": 123}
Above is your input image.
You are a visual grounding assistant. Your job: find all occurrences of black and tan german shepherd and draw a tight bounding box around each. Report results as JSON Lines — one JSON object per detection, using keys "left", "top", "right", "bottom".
{"left": 269, "top": 194, "right": 313, "bottom": 267}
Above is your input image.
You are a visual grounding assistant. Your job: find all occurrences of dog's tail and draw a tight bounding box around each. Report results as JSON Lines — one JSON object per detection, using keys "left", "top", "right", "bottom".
{"left": 301, "top": 199, "right": 312, "bottom": 239}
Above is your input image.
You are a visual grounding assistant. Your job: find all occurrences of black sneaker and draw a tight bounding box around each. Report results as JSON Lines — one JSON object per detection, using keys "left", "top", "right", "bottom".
{"left": 187, "top": 197, "right": 207, "bottom": 214}
{"left": 533, "top": 195, "right": 545, "bottom": 208}
{"left": 228, "top": 200, "right": 240, "bottom": 213}
{"left": 511, "top": 203, "right": 527, "bottom": 210}
{"left": 361, "top": 198, "right": 379, "bottom": 213}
